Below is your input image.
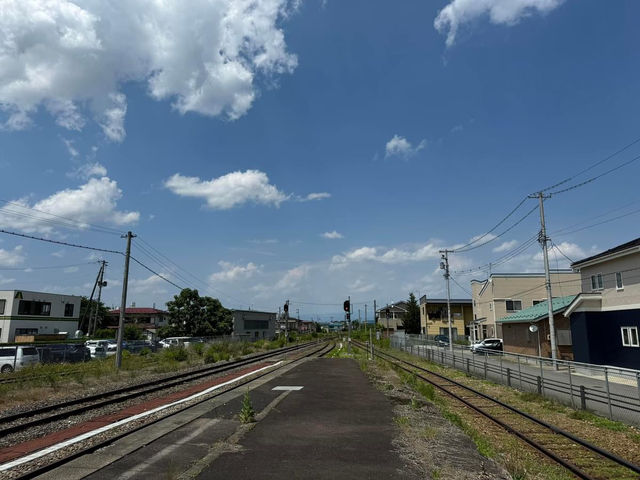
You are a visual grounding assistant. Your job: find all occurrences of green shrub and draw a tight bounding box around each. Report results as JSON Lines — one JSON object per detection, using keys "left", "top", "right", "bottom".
{"left": 192, "top": 343, "right": 205, "bottom": 356}
{"left": 239, "top": 390, "right": 255, "bottom": 423}
{"left": 162, "top": 347, "right": 188, "bottom": 362}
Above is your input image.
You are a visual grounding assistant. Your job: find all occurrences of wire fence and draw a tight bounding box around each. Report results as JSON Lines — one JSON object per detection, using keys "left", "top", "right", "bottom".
{"left": 391, "top": 334, "right": 640, "bottom": 427}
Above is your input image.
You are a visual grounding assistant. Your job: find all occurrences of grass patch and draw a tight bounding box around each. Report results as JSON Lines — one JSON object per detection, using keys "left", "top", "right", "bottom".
{"left": 394, "top": 415, "right": 410, "bottom": 427}
{"left": 568, "top": 410, "right": 628, "bottom": 432}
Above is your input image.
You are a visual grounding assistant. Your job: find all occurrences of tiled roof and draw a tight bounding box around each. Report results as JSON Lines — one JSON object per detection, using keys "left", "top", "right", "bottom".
{"left": 496, "top": 295, "right": 577, "bottom": 324}
{"left": 572, "top": 236, "right": 640, "bottom": 267}
{"left": 109, "top": 308, "right": 168, "bottom": 315}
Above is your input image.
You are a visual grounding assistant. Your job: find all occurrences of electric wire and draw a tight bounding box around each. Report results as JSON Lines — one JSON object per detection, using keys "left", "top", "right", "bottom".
{"left": 450, "top": 275, "right": 472, "bottom": 296}
{"left": 0, "top": 199, "right": 125, "bottom": 235}
{"left": 0, "top": 228, "right": 123, "bottom": 255}
{"left": 451, "top": 197, "right": 529, "bottom": 253}
{"left": 538, "top": 134, "right": 640, "bottom": 193}
{"left": 453, "top": 204, "right": 539, "bottom": 253}
{"left": 0, "top": 261, "right": 99, "bottom": 271}
{"left": 549, "top": 154, "right": 640, "bottom": 195}
{"left": 129, "top": 256, "right": 184, "bottom": 290}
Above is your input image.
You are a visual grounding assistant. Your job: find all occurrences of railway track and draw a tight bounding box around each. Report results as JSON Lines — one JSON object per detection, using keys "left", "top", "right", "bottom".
{"left": 0, "top": 340, "right": 333, "bottom": 479}
{"left": 0, "top": 341, "right": 320, "bottom": 439}
{"left": 352, "top": 340, "right": 640, "bottom": 480}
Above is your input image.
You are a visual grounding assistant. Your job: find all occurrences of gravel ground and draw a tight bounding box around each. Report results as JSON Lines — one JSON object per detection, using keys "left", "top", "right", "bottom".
{"left": 363, "top": 360, "right": 511, "bottom": 480}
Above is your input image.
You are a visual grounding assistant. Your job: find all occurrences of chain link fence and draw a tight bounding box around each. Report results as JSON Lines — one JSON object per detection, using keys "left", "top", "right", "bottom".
{"left": 391, "top": 334, "right": 640, "bottom": 426}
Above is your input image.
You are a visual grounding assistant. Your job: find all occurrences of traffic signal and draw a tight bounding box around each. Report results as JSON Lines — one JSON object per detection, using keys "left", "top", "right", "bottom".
{"left": 343, "top": 300, "right": 350, "bottom": 312}
{"left": 283, "top": 302, "right": 289, "bottom": 313}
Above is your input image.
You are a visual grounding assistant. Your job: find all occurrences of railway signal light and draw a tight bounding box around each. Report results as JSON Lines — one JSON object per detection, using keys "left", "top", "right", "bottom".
{"left": 343, "top": 300, "right": 350, "bottom": 312}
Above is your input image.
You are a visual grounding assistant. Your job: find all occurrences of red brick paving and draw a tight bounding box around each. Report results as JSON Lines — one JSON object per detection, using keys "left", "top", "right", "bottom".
{"left": 0, "top": 362, "right": 273, "bottom": 464}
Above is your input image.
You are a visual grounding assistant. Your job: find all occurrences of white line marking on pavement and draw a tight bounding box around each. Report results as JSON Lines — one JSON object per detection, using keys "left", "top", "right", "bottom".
{"left": 117, "top": 418, "right": 220, "bottom": 480}
{"left": 0, "top": 361, "right": 282, "bottom": 472}
{"left": 271, "top": 386, "right": 304, "bottom": 391}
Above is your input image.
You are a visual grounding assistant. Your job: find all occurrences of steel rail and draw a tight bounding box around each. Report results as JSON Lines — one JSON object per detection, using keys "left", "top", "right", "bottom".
{"left": 0, "top": 341, "right": 319, "bottom": 437}
{"left": 10, "top": 341, "right": 333, "bottom": 480}
{"left": 353, "top": 340, "right": 640, "bottom": 479}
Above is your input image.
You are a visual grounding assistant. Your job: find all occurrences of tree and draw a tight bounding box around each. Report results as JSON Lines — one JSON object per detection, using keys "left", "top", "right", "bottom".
{"left": 79, "top": 296, "right": 110, "bottom": 334}
{"left": 402, "top": 293, "right": 421, "bottom": 334}
{"left": 166, "top": 288, "right": 233, "bottom": 337}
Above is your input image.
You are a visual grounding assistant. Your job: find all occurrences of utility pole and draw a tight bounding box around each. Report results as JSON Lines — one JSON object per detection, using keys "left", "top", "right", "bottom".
{"left": 116, "top": 231, "right": 135, "bottom": 370}
{"left": 530, "top": 192, "right": 558, "bottom": 363}
{"left": 439, "top": 249, "right": 454, "bottom": 352}
{"left": 347, "top": 295, "right": 351, "bottom": 353}
{"left": 373, "top": 300, "right": 376, "bottom": 335}
{"left": 89, "top": 260, "right": 107, "bottom": 336}
{"left": 364, "top": 304, "right": 368, "bottom": 333}
{"left": 285, "top": 300, "right": 289, "bottom": 340}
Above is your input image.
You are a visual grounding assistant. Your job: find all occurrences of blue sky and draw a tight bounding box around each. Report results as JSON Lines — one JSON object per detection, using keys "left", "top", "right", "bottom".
{"left": 1, "top": 0, "right": 640, "bottom": 321}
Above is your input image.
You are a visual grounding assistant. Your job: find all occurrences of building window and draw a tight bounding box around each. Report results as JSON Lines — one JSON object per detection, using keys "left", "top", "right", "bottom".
{"left": 64, "top": 303, "right": 74, "bottom": 317}
{"left": 505, "top": 300, "right": 522, "bottom": 312}
{"left": 0, "top": 299, "right": 5, "bottom": 315}
{"left": 15, "top": 328, "right": 38, "bottom": 336}
{"left": 532, "top": 300, "right": 544, "bottom": 306}
{"left": 621, "top": 327, "right": 639, "bottom": 347}
{"left": 616, "top": 272, "right": 624, "bottom": 290}
{"left": 18, "top": 300, "right": 52, "bottom": 316}
{"left": 591, "top": 274, "right": 603, "bottom": 291}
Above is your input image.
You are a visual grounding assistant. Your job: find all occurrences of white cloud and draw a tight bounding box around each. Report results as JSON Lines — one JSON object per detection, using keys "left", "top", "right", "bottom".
{"left": 130, "top": 274, "right": 168, "bottom": 294}
{"left": 67, "top": 162, "right": 108, "bottom": 179}
{"left": 275, "top": 264, "right": 310, "bottom": 290}
{"left": 349, "top": 278, "right": 375, "bottom": 294}
{"left": 51, "top": 249, "right": 65, "bottom": 258}
{"left": 165, "top": 170, "right": 288, "bottom": 210}
{"left": 0, "top": 177, "right": 139, "bottom": 233}
{"left": 434, "top": 0, "right": 564, "bottom": 47}
{"left": 61, "top": 138, "right": 79, "bottom": 157}
{"left": 210, "top": 261, "right": 260, "bottom": 282}
{"left": 331, "top": 243, "right": 440, "bottom": 269}
{"left": 0, "top": 0, "right": 298, "bottom": 139}
{"left": 493, "top": 239, "right": 518, "bottom": 253}
{"left": 0, "top": 245, "right": 25, "bottom": 267}
{"left": 385, "top": 134, "right": 426, "bottom": 159}
{"left": 539, "top": 242, "right": 586, "bottom": 265}
{"left": 64, "top": 266, "right": 79, "bottom": 273}
{"left": 322, "top": 231, "right": 343, "bottom": 239}
{"left": 300, "top": 192, "right": 331, "bottom": 201}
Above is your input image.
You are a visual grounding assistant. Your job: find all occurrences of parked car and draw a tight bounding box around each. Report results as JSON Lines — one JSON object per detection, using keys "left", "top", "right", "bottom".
{"left": 158, "top": 337, "right": 191, "bottom": 348}
{"left": 85, "top": 340, "right": 109, "bottom": 359}
{"left": 471, "top": 338, "right": 503, "bottom": 354}
{"left": 0, "top": 345, "right": 40, "bottom": 373}
{"left": 37, "top": 344, "right": 90, "bottom": 364}
{"left": 433, "top": 335, "right": 450, "bottom": 347}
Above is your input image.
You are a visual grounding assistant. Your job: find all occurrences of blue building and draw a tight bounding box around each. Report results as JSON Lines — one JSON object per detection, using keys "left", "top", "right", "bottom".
{"left": 565, "top": 237, "right": 640, "bottom": 369}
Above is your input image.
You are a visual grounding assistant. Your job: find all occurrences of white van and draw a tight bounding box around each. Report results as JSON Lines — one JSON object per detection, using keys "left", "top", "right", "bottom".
{"left": 158, "top": 337, "right": 191, "bottom": 348}
{"left": 85, "top": 340, "right": 109, "bottom": 359}
{"left": 0, "top": 346, "right": 40, "bottom": 373}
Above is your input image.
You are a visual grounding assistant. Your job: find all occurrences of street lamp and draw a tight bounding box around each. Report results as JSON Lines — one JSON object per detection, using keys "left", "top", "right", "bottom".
{"left": 529, "top": 324, "right": 540, "bottom": 358}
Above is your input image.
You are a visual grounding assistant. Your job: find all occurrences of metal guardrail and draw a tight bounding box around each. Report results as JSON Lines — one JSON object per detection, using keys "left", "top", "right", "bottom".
{"left": 391, "top": 334, "right": 640, "bottom": 426}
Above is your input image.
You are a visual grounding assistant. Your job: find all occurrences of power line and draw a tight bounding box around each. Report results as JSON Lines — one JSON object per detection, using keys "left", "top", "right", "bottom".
{"left": 453, "top": 204, "right": 539, "bottom": 253}
{"left": 452, "top": 197, "right": 529, "bottom": 253}
{"left": 0, "top": 261, "right": 99, "bottom": 271}
{"left": 129, "top": 255, "right": 184, "bottom": 291}
{"left": 549, "top": 153, "right": 640, "bottom": 195}
{"left": 449, "top": 275, "right": 472, "bottom": 296}
{"left": 0, "top": 199, "right": 124, "bottom": 236}
{"left": 551, "top": 241, "right": 575, "bottom": 264}
{"left": 0, "top": 228, "right": 123, "bottom": 255}
{"left": 539, "top": 134, "right": 640, "bottom": 193}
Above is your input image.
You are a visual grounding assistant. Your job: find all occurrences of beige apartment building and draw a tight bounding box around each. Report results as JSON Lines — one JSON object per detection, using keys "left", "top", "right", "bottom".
{"left": 470, "top": 271, "right": 580, "bottom": 341}
{"left": 419, "top": 295, "right": 473, "bottom": 340}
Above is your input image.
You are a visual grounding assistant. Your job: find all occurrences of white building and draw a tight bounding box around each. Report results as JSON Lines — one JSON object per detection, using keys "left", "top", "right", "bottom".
{"left": 0, "top": 290, "right": 81, "bottom": 343}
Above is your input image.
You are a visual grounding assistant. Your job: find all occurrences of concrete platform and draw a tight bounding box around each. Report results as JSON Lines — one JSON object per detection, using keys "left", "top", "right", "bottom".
{"left": 53, "top": 358, "right": 418, "bottom": 479}
{"left": 196, "top": 358, "right": 419, "bottom": 479}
